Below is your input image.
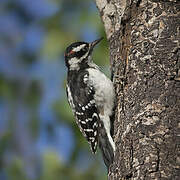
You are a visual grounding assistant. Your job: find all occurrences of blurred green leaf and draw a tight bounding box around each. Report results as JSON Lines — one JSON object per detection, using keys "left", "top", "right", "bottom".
{"left": 42, "top": 152, "right": 62, "bottom": 180}
{"left": 0, "top": 76, "right": 19, "bottom": 100}
{"left": 53, "top": 98, "right": 74, "bottom": 124}
{"left": 6, "top": 158, "right": 27, "bottom": 180}
{"left": 25, "top": 80, "right": 41, "bottom": 107}
{"left": 0, "top": 132, "right": 11, "bottom": 161}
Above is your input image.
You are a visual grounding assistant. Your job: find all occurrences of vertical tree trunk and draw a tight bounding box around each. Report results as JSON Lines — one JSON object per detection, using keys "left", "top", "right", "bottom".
{"left": 95, "top": 0, "right": 180, "bottom": 179}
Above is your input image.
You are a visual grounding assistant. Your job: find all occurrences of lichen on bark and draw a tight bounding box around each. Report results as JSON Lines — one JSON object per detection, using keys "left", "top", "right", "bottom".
{"left": 95, "top": 0, "right": 180, "bottom": 179}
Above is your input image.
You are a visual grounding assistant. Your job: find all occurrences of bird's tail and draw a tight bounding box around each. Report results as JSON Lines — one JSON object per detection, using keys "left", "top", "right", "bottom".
{"left": 98, "top": 120, "right": 115, "bottom": 170}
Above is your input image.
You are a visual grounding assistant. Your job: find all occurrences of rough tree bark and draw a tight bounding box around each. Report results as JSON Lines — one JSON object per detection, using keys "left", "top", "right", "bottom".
{"left": 95, "top": 0, "right": 180, "bottom": 179}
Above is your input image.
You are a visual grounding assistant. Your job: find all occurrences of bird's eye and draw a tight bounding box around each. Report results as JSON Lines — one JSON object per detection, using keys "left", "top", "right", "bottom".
{"left": 82, "top": 46, "right": 88, "bottom": 52}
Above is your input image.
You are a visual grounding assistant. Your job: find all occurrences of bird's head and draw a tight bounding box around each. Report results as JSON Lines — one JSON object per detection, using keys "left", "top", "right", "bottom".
{"left": 64, "top": 38, "right": 103, "bottom": 70}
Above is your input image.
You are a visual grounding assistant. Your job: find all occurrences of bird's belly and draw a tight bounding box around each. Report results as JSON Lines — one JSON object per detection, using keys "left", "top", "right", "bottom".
{"left": 88, "top": 68, "right": 115, "bottom": 116}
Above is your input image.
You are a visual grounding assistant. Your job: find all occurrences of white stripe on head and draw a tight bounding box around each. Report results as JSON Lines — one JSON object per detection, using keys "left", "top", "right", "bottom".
{"left": 69, "top": 51, "right": 89, "bottom": 70}
{"left": 73, "top": 44, "right": 86, "bottom": 52}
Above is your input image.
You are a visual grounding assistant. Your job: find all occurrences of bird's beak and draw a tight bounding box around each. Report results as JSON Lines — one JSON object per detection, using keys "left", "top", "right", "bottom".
{"left": 90, "top": 37, "right": 103, "bottom": 51}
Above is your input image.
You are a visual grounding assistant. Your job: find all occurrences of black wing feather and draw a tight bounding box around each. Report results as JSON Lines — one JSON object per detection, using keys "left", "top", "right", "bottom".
{"left": 66, "top": 70, "right": 99, "bottom": 153}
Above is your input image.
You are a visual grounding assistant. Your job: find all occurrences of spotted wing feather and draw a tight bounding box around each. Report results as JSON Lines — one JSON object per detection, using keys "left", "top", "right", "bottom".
{"left": 66, "top": 70, "right": 99, "bottom": 153}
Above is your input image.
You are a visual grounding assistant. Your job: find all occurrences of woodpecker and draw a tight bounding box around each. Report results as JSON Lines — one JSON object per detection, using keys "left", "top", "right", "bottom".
{"left": 64, "top": 38, "right": 115, "bottom": 168}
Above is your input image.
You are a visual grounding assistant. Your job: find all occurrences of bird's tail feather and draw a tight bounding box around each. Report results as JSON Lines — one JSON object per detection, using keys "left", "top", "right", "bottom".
{"left": 98, "top": 121, "right": 114, "bottom": 170}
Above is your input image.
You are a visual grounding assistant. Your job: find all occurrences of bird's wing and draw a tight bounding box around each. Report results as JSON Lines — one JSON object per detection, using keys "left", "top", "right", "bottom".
{"left": 66, "top": 70, "right": 99, "bottom": 153}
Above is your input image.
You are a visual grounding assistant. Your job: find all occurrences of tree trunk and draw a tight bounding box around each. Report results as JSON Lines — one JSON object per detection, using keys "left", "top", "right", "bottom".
{"left": 95, "top": 0, "right": 180, "bottom": 179}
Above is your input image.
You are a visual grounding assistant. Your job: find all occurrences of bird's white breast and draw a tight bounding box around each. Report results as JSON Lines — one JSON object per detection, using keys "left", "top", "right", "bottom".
{"left": 87, "top": 68, "right": 115, "bottom": 117}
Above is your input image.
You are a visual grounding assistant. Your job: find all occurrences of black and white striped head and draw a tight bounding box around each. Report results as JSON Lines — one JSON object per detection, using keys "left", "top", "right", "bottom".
{"left": 64, "top": 38, "right": 103, "bottom": 70}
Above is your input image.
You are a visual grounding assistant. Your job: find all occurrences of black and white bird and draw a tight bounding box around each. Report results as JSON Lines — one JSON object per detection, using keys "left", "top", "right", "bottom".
{"left": 64, "top": 38, "right": 115, "bottom": 168}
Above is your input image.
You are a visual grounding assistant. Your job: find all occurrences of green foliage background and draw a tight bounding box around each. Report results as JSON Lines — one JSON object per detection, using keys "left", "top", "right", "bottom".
{"left": 0, "top": 0, "right": 110, "bottom": 179}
